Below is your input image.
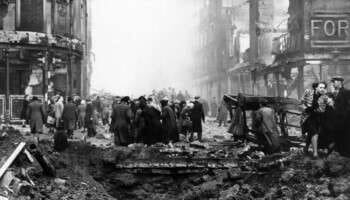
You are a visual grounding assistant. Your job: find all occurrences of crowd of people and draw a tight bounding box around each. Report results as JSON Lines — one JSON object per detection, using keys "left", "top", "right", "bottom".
{"left": 110, "top": 95, "right": 205, "bottom": 146}
{"left": 301, "top": 76, "right": 350, "bottom": 157}
{"left": 20, "top": 92, "right": 210, "bottom": 148}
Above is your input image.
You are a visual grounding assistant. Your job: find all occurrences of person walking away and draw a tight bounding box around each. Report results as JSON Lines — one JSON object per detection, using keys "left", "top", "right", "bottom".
{"left": 27, "top": 96, "right": 46, "bottom": 143}
{"left": 85, "top": 99, "right": 97, "bottom": 137}
{"left": 191, "top": 96, "right": 205, "bottom": 142}
{"left": 217, "top": 99, "right": 228, "bottom": 127}
{"left": 210, "top": 97, "right": 218, "bottom": 118}
{"left": 180, "top": 101, "right": 193, "bottom": 142}
{"left": 110, "top": 96, "right": 132, "bottom": 146}
{"left": 46, "top": 99, "right": 56, "bottom": 134}
{"left": 102, "top": 102, "right": 110, "bottom": 126}
{"left": 160, "top": 98, "right": 178, "bottom": 143}
{"left": 62, "top": 97, "right": 77, "bottom": 139}
{"left": 54, "top": 96, "right": 64, "bottom": 128}
{"left": 20, "top": 95, "right": 30, "bottom": 127}
{"left": 78, "top": 100, "right": 87, "bottom": 132}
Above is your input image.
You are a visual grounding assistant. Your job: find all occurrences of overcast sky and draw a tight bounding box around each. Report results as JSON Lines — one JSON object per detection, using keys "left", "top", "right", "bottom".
{"left": 91, "top": 0, "right": 198, "bottom": 96}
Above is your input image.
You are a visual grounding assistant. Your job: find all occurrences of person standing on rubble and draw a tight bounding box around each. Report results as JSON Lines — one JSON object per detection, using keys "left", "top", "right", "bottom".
{"left": 330, "top": 76, "right": 350, "bottom": 156}
{"left": 217, "top": 99, "right": 228, "bottom": 127}
{"left": 85, "top": 99, "right": 97, "bottom": 137}
{"left": 110, "top": 96, "right": 132, "bottom": 146}
{"left": 27, "top": 96, "right": 46, "bottom": 142}
{"left": 54, "top": 95, "right": 64, "bottom": 128}
{"left": 78, "top": 100, "right": 87, "bottom": 132}
{"left": 303, "top": 82, "right": 333, "bottom": 158}
{"left": 210, "top": 97, "right": 218, "bottom": 118}
{"left": 160, "top": 97, "right": 178, "bottom": 143}
{"left": 62, "top": 97, "right": 78, "bottom": 139}
{"left": 139, "top": 96, "right": 163, "bottom": 145}
{"left": 190, "top": 96, "right": 205, "bottom": 142}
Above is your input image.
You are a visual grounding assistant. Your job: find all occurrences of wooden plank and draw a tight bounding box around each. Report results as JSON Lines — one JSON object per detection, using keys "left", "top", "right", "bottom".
{"left": 0, "top": 142, "right": 26, "bottom": 179}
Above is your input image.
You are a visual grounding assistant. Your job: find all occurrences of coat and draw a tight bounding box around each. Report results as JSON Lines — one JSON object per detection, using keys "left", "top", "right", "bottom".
{"left": 110, "top": 103, "right": 132, "bottom": 145}
{"left": 62, "top": 102, "right": 77, "bottom": 130}
{"left": 333, "top": 88, "right": 350, "bottom": 156}
{"left": 161, "top": 106, "right": 178, "bottom": 142}
{"left": 27, "top": 100, "right": 46, "bottom": 133}
{"left": 217, "top": 102, "right": 228, "bottom": 122}
{"left": 141, "top": 106, "right": 163, "bottom": 145}
{"left": 54, "top": 101, "right": 64, "bottom": 119}
{"left": 191, "top": 101, "right": 205, "bottom": 133}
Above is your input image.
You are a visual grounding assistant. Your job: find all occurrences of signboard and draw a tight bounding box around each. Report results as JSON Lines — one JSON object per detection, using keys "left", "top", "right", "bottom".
{"left": 19, "top": 0, "right": 44, "bottom": 32}
{"left": 310, "top": 12, "right": 350, "bottom": 48}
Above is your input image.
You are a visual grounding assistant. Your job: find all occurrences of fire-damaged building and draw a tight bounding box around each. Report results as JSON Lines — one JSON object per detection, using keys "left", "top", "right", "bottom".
{"left": 194, "top": 0, "right": 350, "bottom": 103}
{"left": 0, "top": 0, "right": 92, "bottom": 120}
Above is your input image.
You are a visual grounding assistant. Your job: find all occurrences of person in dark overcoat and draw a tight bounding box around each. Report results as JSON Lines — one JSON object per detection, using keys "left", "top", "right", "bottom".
{"left": 331, "top": 76, "right": 350, "bottom": 156}
{"left": 110, "top": 96, "right": 132, "bottom": 146}
{"left": 160, "top": 98, "right": 178, "bottom": 143}
{"left": 190, "top": 96, "right": 205, "bottom": 141}
{"left": 62, "top": 97, "right": 77, "bottom": 138}
{"left": 139, "top": 96, "right": 163, "bottom": 145}
{"left": 85, "top": 99, "right": 96, "bottom": 137}
{"left": 20, "top": 95, "right": 30, "bottom": 127}
{"left": 27, "top": 96, "right": 46, "bottom": 135}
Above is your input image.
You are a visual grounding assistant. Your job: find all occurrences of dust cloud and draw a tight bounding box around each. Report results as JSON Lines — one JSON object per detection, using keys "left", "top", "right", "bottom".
{"left": 91, "top": 0, "right": 198, "bottom": 96}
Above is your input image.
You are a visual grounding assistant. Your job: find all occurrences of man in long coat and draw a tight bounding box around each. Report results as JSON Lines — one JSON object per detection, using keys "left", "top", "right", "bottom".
{"left": 110, "top": 96, "right": 132, "bottom": 146}
{"left": 62, "top": 97, "right": 77, "bottom": 138}
{"left": 331, "top": 76, "right": 350, "bottom": 156}
{"left": 139, "top": 96, "right": 162, "bottom": 145}
{"left": 27, "top": 96, "right": 46, "bottom": 135}
{"left": 160, "top": 98, "right": 178, "bottom": 143}
{"left": 191, "top": 96, "right": 205, "bottom": 141}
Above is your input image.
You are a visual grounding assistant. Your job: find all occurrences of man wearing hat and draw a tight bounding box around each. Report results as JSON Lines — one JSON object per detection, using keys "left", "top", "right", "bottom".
{"left": 62, "top": 97, "right": 78, "bottom": 138}
{"left": 160, "top": 97, "right": 178, "bottom": 143}
{"left": 110, "top": 96, "right": 132, "bottom": 146}
{"left": 330, "top": 76, "right": 350, "bottom": 156}
{"left": 190, "top": 96, "right": 205, "bottom": 142}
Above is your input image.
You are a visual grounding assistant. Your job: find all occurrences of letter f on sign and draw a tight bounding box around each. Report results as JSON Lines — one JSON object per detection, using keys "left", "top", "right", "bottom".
{"left": 311, "top": 20, "right": 322, "bottom": 36}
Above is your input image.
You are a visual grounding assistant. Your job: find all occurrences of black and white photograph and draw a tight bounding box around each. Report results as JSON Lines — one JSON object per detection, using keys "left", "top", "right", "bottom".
{"left": 1, "top": 0, "right": 350, "bottom": 199}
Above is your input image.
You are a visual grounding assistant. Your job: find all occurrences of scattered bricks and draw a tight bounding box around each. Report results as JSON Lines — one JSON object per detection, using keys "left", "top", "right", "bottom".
{"left": 13, "top": 180, "right": 32, "bottom": 197}
{"left": 219, "top": 184, "right": 240, "bottom": 200}
{"left": 329, "top": 177, "right": 350, "bottom": 197}
{"left": 54, "top": 178, "right": 67, "bottom": 186}
{"left": 190, "top": 141, "right": 209, "bottom": 149}
{"left": 227, "top": 168, "right": 243, "bottom": 180}
{"left": 280, "top": 168, "right": 295, "bottom": 182}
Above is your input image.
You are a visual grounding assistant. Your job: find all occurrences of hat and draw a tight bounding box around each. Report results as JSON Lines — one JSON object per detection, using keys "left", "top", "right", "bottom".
{"left": 162, "top": 97, "right": 169, "bottom": 101}
{"left": 331, "top": 76, "right": 344, "bottom": 82}
{"left": 138, "top": 96, "right": 147, "bottom": 102}
{"left": 121, "top": 96, "right": 130, "bottom": 102}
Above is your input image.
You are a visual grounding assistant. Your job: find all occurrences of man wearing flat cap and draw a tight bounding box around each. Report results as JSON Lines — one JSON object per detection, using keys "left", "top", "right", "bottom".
{"left": 330, "top": 75, "right": 350, "bottom": 156}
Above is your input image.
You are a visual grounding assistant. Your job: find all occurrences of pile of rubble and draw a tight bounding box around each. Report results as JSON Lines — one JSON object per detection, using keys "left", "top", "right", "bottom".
{"left": 2, "top": 124, "right": 350, "bottom": 200}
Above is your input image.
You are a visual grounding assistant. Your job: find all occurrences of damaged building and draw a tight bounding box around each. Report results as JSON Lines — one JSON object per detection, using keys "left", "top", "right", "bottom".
{"left": 0, "top": 0, "right": 92, "bottom": 120}
{"left": 194, "top": 0, "right": 350, "bottom": 103}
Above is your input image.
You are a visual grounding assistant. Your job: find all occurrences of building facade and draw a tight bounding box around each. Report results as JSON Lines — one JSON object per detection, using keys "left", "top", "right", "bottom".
{"left": 194, "top": 0, "right": 350, "bottom": 103}
{"left": 0, "top": 0, "right": 92, "bottom": 120}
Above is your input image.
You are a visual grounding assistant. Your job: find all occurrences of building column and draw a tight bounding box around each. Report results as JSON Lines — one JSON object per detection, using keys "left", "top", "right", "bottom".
{"left": 297, "top": 65, "right": 304, "bottom": 99}
{"left": 5, "top": 49, "right": 10, "bottom": 122}
{"left": 274, "top": 72, "right": 281, "bottom": 97}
